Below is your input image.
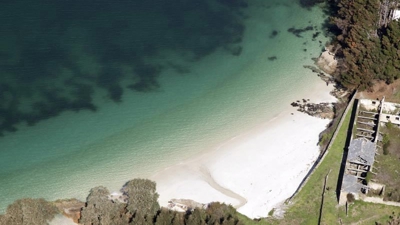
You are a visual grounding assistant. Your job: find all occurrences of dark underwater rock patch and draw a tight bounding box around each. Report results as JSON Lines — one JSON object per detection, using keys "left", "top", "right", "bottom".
{"left": 0, "top": 0, "right": 250, "bottom": 137}
{"left": 268, "top": 56, "right": 278, "bottom": 61}
{"left": 287, "top": 26, "right": 314, "bottom": 38}
{"left": 269, "top": 30, "right": 279, "bottom": 38}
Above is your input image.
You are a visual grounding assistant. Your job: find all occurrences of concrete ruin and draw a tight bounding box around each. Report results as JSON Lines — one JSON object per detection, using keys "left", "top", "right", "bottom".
{"left": 339, "top": 137, "right": 377, "bottom": 204}
{"left": 380, "top": 101, "right": 400, "bottom": 125}
{"left": 338, "top": 97, "right": 399, "bottom": 205}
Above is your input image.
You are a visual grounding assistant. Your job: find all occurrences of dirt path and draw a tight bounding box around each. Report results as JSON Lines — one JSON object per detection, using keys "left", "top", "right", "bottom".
{"left": 350, "top": 215, "right": 379, "bottom": 225}
{"left": 363, "top": 197, "right": 400, "bottom": 207}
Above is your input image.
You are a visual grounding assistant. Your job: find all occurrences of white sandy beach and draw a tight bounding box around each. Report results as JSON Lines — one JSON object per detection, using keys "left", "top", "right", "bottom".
{"left": 151, "top": 78, "right": 337, "bottom": 219}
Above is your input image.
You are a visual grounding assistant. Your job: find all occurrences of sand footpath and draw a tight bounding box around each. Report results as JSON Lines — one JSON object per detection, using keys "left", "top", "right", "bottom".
{"left": 151, "top": 78, "right": 337, "bottom": 218}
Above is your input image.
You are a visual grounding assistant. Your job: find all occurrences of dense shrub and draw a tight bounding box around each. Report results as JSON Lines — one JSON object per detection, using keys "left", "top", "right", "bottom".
{"left": 347, "top": 193, "right": 355, "bottom": 203}
{"left": 80, "top": 186, "right": 129, "bottom": 225}
{"left": 382, "top": 134, "right": 390, "bottom": 155}
{"left": 0, "top": 198, "right": 58, "bottom": 225}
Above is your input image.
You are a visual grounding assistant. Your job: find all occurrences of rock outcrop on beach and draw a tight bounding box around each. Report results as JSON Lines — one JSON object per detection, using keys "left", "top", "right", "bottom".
{"left": 316, "top": 48, "right": 337, "bottom": 75}
{"left": 291, "top": 99, "right": 335, "bottom": 119}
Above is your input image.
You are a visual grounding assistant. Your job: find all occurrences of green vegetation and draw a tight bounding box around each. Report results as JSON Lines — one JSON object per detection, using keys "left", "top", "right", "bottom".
{"left": 374, "top": 123, "right": 400, "bottom": 202}
{"left": 341, "top": 200, "right": 399, "bottom": 224}
{"left": 80, "top": 186, "right": 129, "bottom": 225}
{"left": 124, "top": 179, "right": 160, "bottom": 221}
{"left": 318, "top": 132, "right": 330, "bottom": 147}
{"left": 268, "top": 209, "right": 275, "bottom": 217}
{"left": 382, "top": 133, "right": 390, "bottom": 155}
{"left": 0, "top": 198, "right": 58, "bottom": 225}
{"left": 318, "top": 100, "right": 348, "bottom": 149}
{"left": 80, "top": 179, "right": 245, "bottom": 225}
{"left": 0, "top": 179, "right": 247, "bottom": 225}
{"left": 331, "top": 0, "right": 400, "bottom": 90}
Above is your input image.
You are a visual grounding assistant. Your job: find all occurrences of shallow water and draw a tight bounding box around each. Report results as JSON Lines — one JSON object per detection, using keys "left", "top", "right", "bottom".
{"left": 0, "top": 0, "right": 330, "bottom": 211}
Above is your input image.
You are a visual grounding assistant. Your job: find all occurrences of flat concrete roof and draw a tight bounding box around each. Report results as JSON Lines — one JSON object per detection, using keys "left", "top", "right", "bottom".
{"left": 347, "top": 138, "right": 376, "bottom": 166}
{"left": 342, "top": 174, "right": 365, "bottom": 193}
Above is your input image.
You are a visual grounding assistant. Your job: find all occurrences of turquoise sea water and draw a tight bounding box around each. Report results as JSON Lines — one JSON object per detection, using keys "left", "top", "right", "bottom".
{"left": 0, "top": 0, "right": 330, "bottom": 212}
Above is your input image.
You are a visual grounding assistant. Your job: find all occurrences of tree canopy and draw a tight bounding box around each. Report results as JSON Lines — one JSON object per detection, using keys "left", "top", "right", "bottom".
{"left": 0, "top": 198, "right": 58, "bottom": 225}
{"left": 77, "top": 179, "right": 244, "bottom": 225}
{"left": 331, "top": 0, "right": 400, "bottom": 90}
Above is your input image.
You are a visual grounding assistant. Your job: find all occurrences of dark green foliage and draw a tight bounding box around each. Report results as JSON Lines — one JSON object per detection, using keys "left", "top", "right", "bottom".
{"left": 154, "top": 209, "right": 178, "bottom": 225}
{"left": 332, "top": 0, "right": 400, "bottom": 90}
{"left": 186, "top": 208, "right": 207, "bottom": 225}
{"left": 80, "top": 186, "right": 129, "bottom": 225}
{"left": 79, "top": 179, "right": 160, "bottom": 225}
{"left": 204, "top": 202, "right": 243, "bottom": 225}
{"left": 387, "top": 121, "right": 394, "bottom": 130}
{"left": 2, "top": 179, "right": 248, "bottom": 225}
{"left": 153, "top": 202, "right": 244, "bottom": 225}
{"left": 124, "top": 179, "right": 160, "bottom": 223}
{"left": 171, "top": 212, "right": 185, "bottom": 225}
{"left": 0, "top": 198, "right": 58, "bottom": 225}
{"left": 382, "top": 133, "right": 390, "bottom": 155}
{"left": 268, "top": 208, "right": 275, "bottom": 217}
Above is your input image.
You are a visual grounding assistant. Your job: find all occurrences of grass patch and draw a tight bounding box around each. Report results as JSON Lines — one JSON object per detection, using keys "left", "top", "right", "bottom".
{"left": 374, "top": 123, "right": 400, "bottom": 202}
{"left": 318, "top": 101, "right": 347, "bottom": 150}
{"left": 268, "top": 208, "right": 275, "bottom": 217}
{"left": 235, "top": 213, "right": 269, "bottom": 225}
{"left": 339, "top": 200, "right": 400, "bottom": 224}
